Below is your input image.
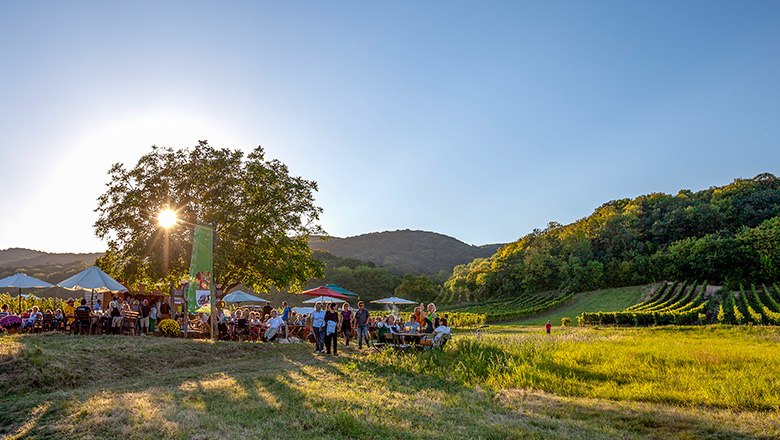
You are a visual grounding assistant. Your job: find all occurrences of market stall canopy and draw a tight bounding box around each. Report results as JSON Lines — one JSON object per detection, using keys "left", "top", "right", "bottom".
{"left": 57, "top": 266, "right": 128, "bottom": 292}
{"left": 325, "top": 284, "right": 359, "bottom": 297}
{"left": 370, "top": 296, "right": 417, "bottom": 305}
{"left": 222, "top": 290, "right": 265, "bottom": 304}
{"left": 302, "top": 296, "right": 346, "bottom": 304}
{"left": 300, "top": 285, "right": 349, "bottom": 300}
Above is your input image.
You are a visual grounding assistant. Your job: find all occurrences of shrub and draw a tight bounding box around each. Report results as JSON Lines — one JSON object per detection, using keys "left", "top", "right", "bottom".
{"left": 561, "top": 317, "right": 572, "bottom": 327}
{"left": 158, "top": 319, "right": 181, "bottom": 337}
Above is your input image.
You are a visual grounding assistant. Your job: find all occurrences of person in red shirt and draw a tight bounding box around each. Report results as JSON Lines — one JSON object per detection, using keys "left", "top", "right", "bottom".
{"left": 545, "top": 320, "right": 552, "bottom": 334}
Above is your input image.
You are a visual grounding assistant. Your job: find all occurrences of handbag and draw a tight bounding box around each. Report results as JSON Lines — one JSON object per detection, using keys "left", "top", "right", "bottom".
{"left": 326, "top": 320, "right": 337, "bottom": 335}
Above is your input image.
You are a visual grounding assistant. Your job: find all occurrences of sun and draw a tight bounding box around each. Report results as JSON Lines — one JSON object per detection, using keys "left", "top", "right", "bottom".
{"left": 158, "top": 208, "right": 178, "bottom": 229}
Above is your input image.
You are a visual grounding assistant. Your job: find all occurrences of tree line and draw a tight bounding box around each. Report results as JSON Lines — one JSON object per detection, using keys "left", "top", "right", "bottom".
{"left": 443, "top": 173, "right": 780, "bottom": 302}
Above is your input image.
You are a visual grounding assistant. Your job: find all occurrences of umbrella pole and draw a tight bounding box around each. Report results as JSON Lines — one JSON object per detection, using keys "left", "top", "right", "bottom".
{"left": 18, "top": 288, "right": 22, "bottom": 314}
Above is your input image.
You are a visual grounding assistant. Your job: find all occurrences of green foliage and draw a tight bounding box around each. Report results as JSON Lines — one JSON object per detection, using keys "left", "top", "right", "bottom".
{"left": 0, "top": 293, "right": 64, "bottom": 314}
{"left": 442, "top": 173, "right": 780, "bottom": 301}
{"left": 308, "top": 250, "right": 401, "bottom": 302}
{"left": 580, "top": 282, "right": 710, "bottom": 326}
{"left": 93, "top": 142, "right": 324, "bottom": 293}
{"left": 560, "top": 317, "right": 571, "bottom": 327}
{"left": 445, "top": 292, "right": 573, "bottom": 322}
{"left": 395, "top": 274, "right": 440, "bottom": 303}
{"left": 157, "top": 319, "right": 180, "bottom": 337}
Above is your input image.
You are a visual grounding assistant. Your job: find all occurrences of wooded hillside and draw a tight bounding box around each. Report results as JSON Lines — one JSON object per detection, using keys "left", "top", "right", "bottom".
{"left": 444, "top": 173, "right": 780, "bottom": 302}
{"left": 309, "top": 230, "right": 500, "bottom": 276}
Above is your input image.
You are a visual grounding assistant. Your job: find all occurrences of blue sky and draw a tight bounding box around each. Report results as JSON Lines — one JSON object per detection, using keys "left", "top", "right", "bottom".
{"left": 1, "top": 1, "right": 779, "bottom": 252}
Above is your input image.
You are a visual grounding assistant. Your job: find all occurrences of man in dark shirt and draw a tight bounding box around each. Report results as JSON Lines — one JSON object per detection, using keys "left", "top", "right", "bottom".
{"left": 74, "top": 299, "right": 92, "bottom": 335}
{"left": 355, "top": 301, "right": 371, "bottom": 349}
{"left": 262, "top": 301, "right": 273, "bottom": 319}
{"left": 140, "top": 300, "right": 151, "bottom": 335}
{"left": 160, "top": 301, "right": 171, "bottom": 320}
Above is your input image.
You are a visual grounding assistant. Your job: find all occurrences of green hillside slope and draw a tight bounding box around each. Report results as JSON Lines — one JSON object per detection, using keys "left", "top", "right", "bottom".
{"left": 513, "top": 285, "right": 649, "bottom": 326}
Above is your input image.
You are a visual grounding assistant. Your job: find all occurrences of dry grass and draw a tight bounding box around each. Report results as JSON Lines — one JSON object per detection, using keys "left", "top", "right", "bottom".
{"left": 1, "top": 328, "right": 779, "bottom": 439}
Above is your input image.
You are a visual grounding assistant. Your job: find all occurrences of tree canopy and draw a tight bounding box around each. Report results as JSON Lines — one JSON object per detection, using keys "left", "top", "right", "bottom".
{"left": 94, "top": 142, "right": 324, "bottom": 293}
{"left": 443, "top": 173, "right": 780, "bottom": 302}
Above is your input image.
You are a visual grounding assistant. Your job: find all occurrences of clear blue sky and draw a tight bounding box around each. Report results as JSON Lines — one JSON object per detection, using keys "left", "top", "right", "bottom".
{"left": 1, "top": 1, "right": 779, "bottom": 252}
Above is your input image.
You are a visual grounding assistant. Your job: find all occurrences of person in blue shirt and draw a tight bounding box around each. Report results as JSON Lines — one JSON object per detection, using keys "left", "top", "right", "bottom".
{"left": 281, "top": 301, "right": 292, "bottom": 339}
{"left": 310, "top": 302, "right": 326, "bottom": 354}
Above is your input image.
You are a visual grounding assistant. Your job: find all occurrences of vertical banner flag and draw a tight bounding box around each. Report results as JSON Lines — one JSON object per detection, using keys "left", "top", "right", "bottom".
{"left": 186, "top": 225, "right": 214, "bottom": 313}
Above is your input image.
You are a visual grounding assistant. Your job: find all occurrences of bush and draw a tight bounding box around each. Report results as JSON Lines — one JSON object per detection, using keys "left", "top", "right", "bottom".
{"left": 158, "top": 319, "right": 180, "bottom": 337}
{"left": 561, "top": 317, "right": 572, "bottom": 327}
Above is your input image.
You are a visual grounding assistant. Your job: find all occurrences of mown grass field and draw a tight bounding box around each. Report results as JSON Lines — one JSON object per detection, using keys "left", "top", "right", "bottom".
{"left": 1, "top": 326, "right": 779, "bottom": 439}
{"left": 513, "top": 285, "right": 649, "bottom": 326}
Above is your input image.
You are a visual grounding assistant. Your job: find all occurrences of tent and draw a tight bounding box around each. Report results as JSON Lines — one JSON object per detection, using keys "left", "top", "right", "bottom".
{"left": 300, "top": 285, "right": 349, "bottom": 300}
{"left": 302, "top": 296, "right": 346, "bottom": 304}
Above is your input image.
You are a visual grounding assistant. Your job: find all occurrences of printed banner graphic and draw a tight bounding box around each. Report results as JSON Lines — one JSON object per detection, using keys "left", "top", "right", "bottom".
{"left": 186, "top": 225, "right": 214, "bottom": 313}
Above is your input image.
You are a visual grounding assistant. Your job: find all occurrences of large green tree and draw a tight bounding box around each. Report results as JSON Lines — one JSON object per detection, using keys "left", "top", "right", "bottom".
{"left": 94, "top": 141, "right": 324, "bottom": 294}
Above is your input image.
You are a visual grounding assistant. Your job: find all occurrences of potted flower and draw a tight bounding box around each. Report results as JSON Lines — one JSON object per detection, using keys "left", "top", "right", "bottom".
{"left": 0, "top": 315, "right": 24, "bottom": 334}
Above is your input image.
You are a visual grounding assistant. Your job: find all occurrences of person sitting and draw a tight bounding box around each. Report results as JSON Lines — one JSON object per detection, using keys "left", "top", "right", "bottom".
{"left": 62, "top": 298, "right": 76, "bottom": 330}
{"left": 22, "top": 306, "right": 41, "bottom": 330}
{"left": 432, "top": 320, "right": 452, "bottom": 348}
{"left": 405, "top": 314, "right": 420, "bottom": 333}
{"left": 0, "top": 304, "right": 9, "bottom": 318}
{"left": 110, "top": 301, "right": 123, "bottom": 334}
{"left": 235, "top": 310, "right": 249, "bottom": 339}
{"left": 74, "top": 299, "right": 92, "bottom": 335}
{"left": 53, "top": 308, "right": 64, "bottom": 330}
{"left": 376, "top": 321, "right": 390, "bottom": 343}
{"left": 93, "top": 299, "right": 102, "bottom": 312}
{"left": 264, "top": 310, "right": 285, "bottom": 342}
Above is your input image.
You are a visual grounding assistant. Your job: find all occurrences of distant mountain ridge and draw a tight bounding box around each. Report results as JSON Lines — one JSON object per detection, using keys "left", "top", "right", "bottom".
{"left": 0, "top": 248, "right": 102, "bottom": 268}
{"left": 309, "top": 230, "right": 503, "bottom": 275}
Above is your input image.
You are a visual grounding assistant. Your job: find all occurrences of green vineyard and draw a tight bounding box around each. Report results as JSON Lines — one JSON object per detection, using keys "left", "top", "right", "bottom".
{"left": 580, "top": 282, "right": 780, "bottom": 326}
{"left": 444, "top": 291, "right": 573, "bottom": 322}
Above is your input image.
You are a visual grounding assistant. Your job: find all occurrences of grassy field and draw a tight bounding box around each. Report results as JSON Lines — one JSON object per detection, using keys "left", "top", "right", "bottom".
{"left": 512, "top": 285, "right": 649, "bottom": 326}
{"left": 1, "top": 326, "right": 779, "bottom": 439}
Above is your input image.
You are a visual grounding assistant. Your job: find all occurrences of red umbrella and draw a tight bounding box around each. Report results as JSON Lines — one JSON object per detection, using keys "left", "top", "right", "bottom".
{"left": 300, "top": 286, "right": 349, "bottom": 300}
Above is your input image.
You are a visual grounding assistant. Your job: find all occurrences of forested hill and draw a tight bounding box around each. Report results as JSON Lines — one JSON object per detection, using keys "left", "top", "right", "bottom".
{"left": 444, "top": 173, "right": 780, "bottom": 302}
{"left": 309, "top": 230, "right": 501, "bottom": 276}
{"left": 0, "top": 248, "right": 102, "bottom": 269}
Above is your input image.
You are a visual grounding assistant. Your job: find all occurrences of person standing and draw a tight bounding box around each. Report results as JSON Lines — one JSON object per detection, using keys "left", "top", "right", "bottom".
{"left": 149, "top": 302, "right": 158, "bottom": 334}
{"left": 340, "top": 303, "right": 353, "bottom": 348}
{"left": 262, "top": 301, "right": 273, "bottom": 319}
{"left": 311, "top": 302, "right": 326, "bottom": 354}
{"left": 355, "top": 301, "right": 371, "bottom": 349}
{"left": 281, "top": 301, "right": 292, "bottom": 338}
{"left": 545, "top": 320, "right": 552, "bottom": 335}
{"left": 140, "top": 300, "right": 151, "bottom": 335}
{"left": 324, "top": 303, "right": 339, "bottom": 356}
{"left": 159, "top": 300, "right": 171, "bottom": 320}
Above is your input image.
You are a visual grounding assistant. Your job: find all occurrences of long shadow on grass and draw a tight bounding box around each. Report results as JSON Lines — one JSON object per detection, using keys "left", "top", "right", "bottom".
{"left": 1, "top": 335, "right": 775, "bottom": 439}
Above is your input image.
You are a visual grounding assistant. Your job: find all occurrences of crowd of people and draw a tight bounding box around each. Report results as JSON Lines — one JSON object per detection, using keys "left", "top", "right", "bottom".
{"left": 0, "top": 296, "right": 171, "bottom": 335}
{"left": 1, "top": 298, "right": 453, "bottom": 352}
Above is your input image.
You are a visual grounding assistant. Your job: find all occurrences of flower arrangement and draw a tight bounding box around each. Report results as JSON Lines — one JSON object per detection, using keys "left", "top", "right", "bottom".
{"left": 0, "top": 315, "right": 23, "bottom": 329}
{"left": 157, "top": 319, "right": 181, "bottom": 337}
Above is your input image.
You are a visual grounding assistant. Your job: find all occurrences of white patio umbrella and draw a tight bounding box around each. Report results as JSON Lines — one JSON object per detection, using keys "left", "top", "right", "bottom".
{"left": 57, "top": 266, "right": 128, "bottom": 307}
{"left": 370, "top": 296, "right": 417, "bottom": 305}
{"left": 302, "top": 295, "right": 346, "bottom": 304}
{"left": 0, "top": 273, "right": 53, "bottom": 313}
{"left": 222, "top": 290, "right": 265, "bottom": 304}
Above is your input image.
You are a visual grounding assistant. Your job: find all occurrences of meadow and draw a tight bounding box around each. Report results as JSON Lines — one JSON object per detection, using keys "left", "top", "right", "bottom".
{"left": 1, "top": 326, "right": 779, "bottom": 439}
